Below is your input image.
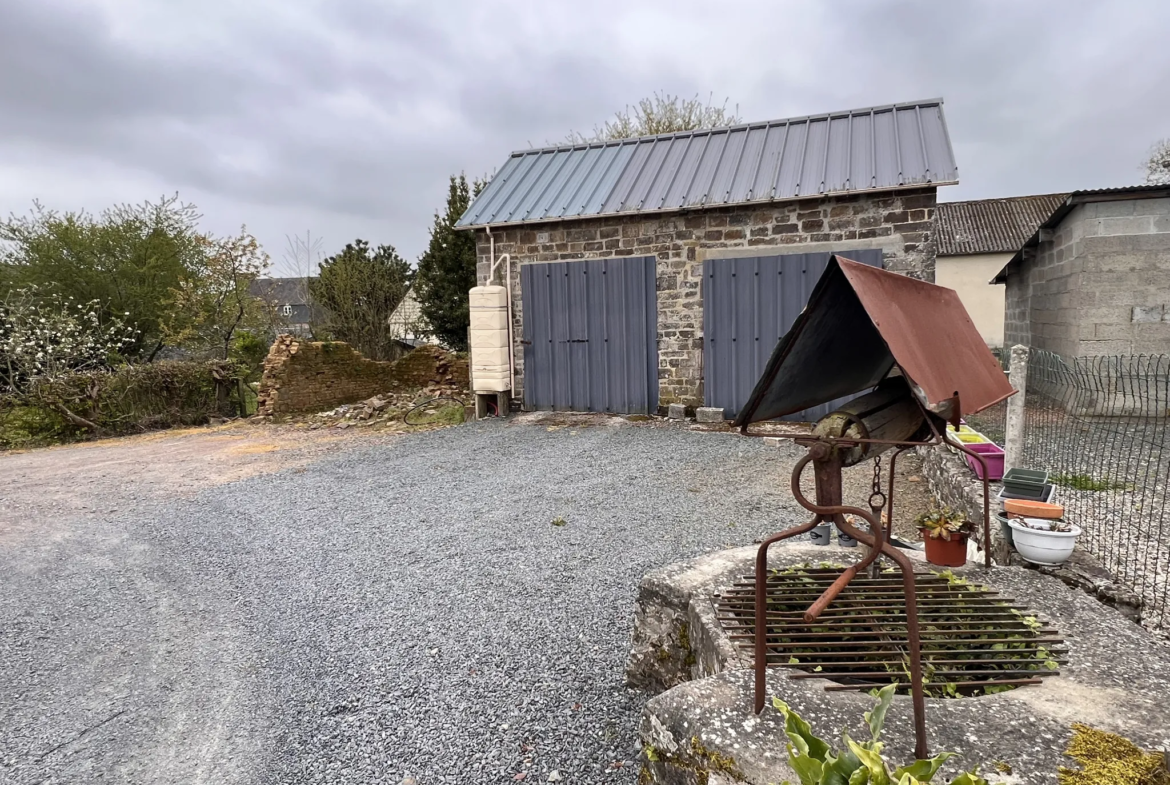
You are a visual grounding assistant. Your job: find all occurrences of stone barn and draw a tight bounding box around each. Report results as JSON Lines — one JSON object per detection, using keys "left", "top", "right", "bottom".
{"left": 455, "top": 98, "right": 959, "bottom": 418}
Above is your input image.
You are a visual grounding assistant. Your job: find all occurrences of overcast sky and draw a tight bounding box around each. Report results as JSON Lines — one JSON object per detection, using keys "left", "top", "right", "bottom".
{"left": 2, "top": 0, "right": 1167, "bottom": 274}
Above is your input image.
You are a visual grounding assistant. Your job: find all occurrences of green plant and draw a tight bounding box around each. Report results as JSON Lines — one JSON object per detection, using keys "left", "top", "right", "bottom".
{"left": 915, "top": 507, "right": 973, "bottom": 540}
{"left": 772, "top": 684, "right": 989, "bottom": 785}
{"left": 310, "top": 239, "right": 413, "bottom": 361}
{"left": 1050, "top": 473, "right": 1131, "bottom": 492}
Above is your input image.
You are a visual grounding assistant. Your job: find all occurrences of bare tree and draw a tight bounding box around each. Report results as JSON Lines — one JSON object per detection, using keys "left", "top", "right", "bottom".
{"left": 281, "top": 230, "right": 324, "bottom": 308}
{"left": 1144, "top": 139, "right": 1170, "bottom": 185}
{"left": 567, "top": 92, "right": 740, "bottom": 143}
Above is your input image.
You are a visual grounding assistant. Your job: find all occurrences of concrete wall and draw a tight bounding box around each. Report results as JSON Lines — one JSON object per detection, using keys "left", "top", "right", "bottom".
{"left": 474, "top": 188, "right": 938, "bottom": 409}
{"left": 936, "top": 252, "right": 1011, "bottom": 347}
{"left": 1005, "top": 197, "right": 1170, "bottom": 357}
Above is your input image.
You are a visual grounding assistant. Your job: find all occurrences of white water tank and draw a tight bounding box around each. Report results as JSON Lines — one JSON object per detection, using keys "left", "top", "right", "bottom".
{"left": 469, "top": 285, "right": 511, "bottom": 392}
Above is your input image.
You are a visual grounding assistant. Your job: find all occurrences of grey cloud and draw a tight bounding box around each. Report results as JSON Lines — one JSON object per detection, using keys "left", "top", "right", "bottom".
{"left": 0, "top": 0, "right": 1168, "bottom": 263}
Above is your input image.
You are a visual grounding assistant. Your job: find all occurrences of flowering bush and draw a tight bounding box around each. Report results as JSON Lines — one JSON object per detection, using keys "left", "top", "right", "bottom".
{"left": 0, "top": 286, "right": 136, "bottom": 400}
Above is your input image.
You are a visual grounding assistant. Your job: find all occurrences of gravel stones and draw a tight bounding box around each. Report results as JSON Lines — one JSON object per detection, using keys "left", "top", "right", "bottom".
{"left": 0, "top": 419, "right": 807, "bottom": 784}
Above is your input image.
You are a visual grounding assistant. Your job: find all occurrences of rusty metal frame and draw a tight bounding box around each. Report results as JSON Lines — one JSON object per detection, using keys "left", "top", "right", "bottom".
{"left": 747, "top": 401, "right": 995, "bottom": 761}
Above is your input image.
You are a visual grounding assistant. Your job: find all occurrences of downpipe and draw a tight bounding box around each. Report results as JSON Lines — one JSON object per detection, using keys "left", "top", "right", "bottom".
{"left": 483, "top": 225, "right": 516, "bottom": 397}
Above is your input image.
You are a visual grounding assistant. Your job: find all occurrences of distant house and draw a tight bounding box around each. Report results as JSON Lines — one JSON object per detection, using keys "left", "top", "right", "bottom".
{"left": 388, "top": 287, "right": 433, "bottom": 345}
{"left": 934, "top": 194, "right": 1066, "bottom": 349}
{"left": 992, "top": 185, "right": 1170, "bottom": 357}
{"left": 455, "top": 98, "right": 959, "bottom": 417}
{"left": 250, "top": 277, "right": 315, "bottom": 336}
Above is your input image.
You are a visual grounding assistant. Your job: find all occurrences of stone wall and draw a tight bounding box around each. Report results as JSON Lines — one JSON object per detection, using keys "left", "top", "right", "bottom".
{"left": 256, "top": 336, "right": 469, "bottom": 416}
{"left": 1005, "top": 196, "right": 1170, "bottom": 357}
{"left": 472, "top": 188, "right": 938, "bottom": 409}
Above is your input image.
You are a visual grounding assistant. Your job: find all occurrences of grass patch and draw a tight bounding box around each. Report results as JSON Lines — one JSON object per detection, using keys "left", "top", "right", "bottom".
{"left": 1051, "top": 472, "right": 1132, "bottom": 492}
{"left": 406, "top": 403, "right": 466, "bottom": 426}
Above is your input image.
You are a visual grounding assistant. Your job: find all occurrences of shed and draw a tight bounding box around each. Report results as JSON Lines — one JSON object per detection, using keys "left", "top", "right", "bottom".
{"left": 992, "top": 186, "right": 1170, "bottom": 357}
{"left": 934, "top": 193, "right": 1066, "bottom": 349}
{"left": 456, "top": 99, "right": 960, "bottom": 417}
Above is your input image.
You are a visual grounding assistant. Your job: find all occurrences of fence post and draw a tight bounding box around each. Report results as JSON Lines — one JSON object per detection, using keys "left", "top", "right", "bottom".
{"left": 1004, "top": 344, "right": 1029, "bottom": 473}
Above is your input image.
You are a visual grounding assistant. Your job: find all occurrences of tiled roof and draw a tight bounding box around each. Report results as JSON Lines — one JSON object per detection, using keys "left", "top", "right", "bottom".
{"left": 250, "top": 277, "right": 312, "bottom": 306}
{"left": 457, "top": 99, "right": 958, "bottom": 229}
{"left": 934, "top": 193, "right": 1067, "bottom": 256}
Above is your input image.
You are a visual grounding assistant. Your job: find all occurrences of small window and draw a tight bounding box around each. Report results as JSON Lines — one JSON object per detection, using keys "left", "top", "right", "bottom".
{"left": 282, "top": 304, "right": 293, "bottom": 317}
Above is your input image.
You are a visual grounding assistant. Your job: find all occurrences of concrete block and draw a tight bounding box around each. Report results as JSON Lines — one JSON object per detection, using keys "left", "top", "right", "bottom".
{"left": 1132, "top": 305, "right": 1165, "bottom": 323}
{"left": 695, "top": 406, "right": 724, "bottom": 423}
{"left": 1132, "top": 197, "right": 1170, "bottom": 217}
{"left": 1094, "top": 199, "right": 1136, "bottom": 218}
{"left": 667, "top": 403, "right": 687, "bottom": 420}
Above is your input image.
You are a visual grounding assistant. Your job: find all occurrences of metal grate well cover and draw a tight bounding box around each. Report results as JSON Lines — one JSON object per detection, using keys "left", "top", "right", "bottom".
{"left": 716, "top": 567, "right": 1067, "bottom": 697}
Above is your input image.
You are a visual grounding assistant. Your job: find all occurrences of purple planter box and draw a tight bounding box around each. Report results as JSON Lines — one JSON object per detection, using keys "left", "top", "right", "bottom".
{"left": 964, "top": 442, "right": 1005, "bottom": 481}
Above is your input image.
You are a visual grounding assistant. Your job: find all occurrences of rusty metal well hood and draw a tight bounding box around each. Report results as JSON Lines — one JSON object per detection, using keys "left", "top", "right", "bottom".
{"left": 734, "top": 256, "right": 1014, "bottom": 426}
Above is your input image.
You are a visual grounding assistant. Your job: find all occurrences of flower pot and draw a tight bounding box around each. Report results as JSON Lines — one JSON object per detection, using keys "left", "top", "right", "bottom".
{"left": 810, "top": 523, "right": 831, "bottom": 546}
{"left": 995, "top": 511, "right": 1015, "bottom": 548}
{"left": 1008, "top": 520, "right": 1081, "bottom": 566}
{"left": 920, "top": 531, "right": 969, "bottom": 567}
{"left": 964, "top": 442, "right": 1005, "bottom": 481}
{"left": 836, "top": 526, "right": 858, "bottom": 547}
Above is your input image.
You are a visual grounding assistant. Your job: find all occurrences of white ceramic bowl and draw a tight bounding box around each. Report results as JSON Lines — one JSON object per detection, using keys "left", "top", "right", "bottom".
{"left": 1008, "top": 520, "right": 1081, "bottom": 566}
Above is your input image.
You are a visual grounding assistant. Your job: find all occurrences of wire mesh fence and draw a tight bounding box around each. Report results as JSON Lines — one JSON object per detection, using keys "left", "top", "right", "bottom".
{"left": 1018, "top": 349, "right": 1170, "bottom": 630}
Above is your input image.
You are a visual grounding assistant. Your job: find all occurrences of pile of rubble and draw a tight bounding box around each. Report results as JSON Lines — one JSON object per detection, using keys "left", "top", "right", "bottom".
{"left": 307, "top": 382, "right": 469, "bottom": 431}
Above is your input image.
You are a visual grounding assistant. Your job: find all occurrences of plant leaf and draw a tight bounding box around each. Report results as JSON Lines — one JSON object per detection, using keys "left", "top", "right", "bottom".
{"left": 848, "top": 768, "right": 871, "bottom": 785}
{"left": 894, "top": 753, "right": 957, "bottom": 782}
{"left": 781, "top": 702, "right": 832, "bottom": 761}
{"left": 790, "top": 752, "right": 825, "bottom": 785}
{"left": 946, "top": 771, "right": 989, "bottom": 785}
{"left": 821, "top": 750, "right": 861, "bottom": 785}
{"left": 846, "top": 738, "right": 891, "bottom": 785}
{"left": 863, "top": 684, "right": 897, "bottom": 741}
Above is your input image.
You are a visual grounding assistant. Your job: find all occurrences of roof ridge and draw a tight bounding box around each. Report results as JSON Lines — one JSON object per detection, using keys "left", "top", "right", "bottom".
{"left": 513, "top": 97, "right": 947, "bottom": 157}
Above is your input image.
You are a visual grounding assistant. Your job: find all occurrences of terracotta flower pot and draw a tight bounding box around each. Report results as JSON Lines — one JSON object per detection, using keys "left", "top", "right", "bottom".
{"left": 920, "top": 530, "right": 968, "bottom": 567}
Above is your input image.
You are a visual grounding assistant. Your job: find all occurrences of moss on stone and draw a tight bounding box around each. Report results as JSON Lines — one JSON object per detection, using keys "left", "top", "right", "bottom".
{"left": 1058, "top": 723, "right": 1169, "bottom": 785}
{"left": 677, "top": 621, "right": 696, "bottom": 668}
{"left": 688, "top": 736, "right": 743, "bottom": 778}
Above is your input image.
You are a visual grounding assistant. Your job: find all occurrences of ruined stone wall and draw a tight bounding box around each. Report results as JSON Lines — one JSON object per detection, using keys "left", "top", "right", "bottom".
{"left": 256, "top": 336, "right": 469, "bottom": 416}
{"left": 473, "top": 187, "right": 938, "bottom": 409}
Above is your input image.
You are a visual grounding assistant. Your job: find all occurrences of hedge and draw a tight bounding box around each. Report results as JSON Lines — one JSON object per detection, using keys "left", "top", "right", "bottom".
{"left": 0, "top": 360, "right": 246, "bottom": 449}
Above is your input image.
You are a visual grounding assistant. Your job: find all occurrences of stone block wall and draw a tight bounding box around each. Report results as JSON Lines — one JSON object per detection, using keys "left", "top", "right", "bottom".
{"left": 473, "top": 187, "right": 938, "bottom": 408}
{"left": 1005, "top": 196, "right": 1170, "bottom": 357}
{"left": 256, "top": 336, "right": 469, "bottom": 416}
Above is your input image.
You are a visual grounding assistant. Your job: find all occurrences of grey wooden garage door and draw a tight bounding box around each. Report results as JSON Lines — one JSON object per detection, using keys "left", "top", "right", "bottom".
{"left": 703, "top": 250, "right": 884, "bottom": 420}
{"left": 520, "top": 256, "right": 658, "bottom": 414}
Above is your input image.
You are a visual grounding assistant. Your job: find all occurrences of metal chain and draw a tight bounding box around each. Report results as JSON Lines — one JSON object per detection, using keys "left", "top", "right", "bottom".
{"left": 868, "top": 456, "right": 886, "bottom": 515}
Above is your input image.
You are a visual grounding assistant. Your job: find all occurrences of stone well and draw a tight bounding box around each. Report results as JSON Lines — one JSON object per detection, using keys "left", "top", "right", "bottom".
{"left": 626, "top": 541, "right": 1170, "bottom": 785}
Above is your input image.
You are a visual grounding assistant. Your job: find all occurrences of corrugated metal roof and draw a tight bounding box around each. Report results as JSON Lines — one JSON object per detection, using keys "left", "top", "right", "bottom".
{"left": 934, "top": 193, "right": 1067, "bottom": 256}
{"left": 456, "top": 99, "right": 958, "bottom": 229}
{"left": 991, "top": 184, "right": 1170, "bottom": 282}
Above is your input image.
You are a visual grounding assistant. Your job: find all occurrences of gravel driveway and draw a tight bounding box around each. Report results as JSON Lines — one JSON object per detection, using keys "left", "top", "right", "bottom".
{"left": 1, "top": 416, "right": 825, "bottom": 784}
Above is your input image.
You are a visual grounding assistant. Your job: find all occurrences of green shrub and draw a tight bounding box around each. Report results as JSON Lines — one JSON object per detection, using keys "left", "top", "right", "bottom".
{"left": 773, "top": 684, "right": 988, "bottom": 784}
{"left": 1, "top": 359, "right": 247, "bottom": 448}
{"left": 0, "top": 405, "right": 77, "bottom": 449}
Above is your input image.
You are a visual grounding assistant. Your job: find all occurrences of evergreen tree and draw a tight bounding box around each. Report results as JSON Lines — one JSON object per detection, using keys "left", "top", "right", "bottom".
{"left": 414, "top": 174, "right": 483, "bottom": 352}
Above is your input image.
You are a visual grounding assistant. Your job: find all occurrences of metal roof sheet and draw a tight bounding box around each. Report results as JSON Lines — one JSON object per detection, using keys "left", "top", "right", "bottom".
{"left": 457, "top": 99, "right": 958, "bottom": 229}
{"left": 935, "top": 193, "right": 1068, "bottom": 256}
{"left": 734, "top": 256, "right": 1014, "bottom": 426}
